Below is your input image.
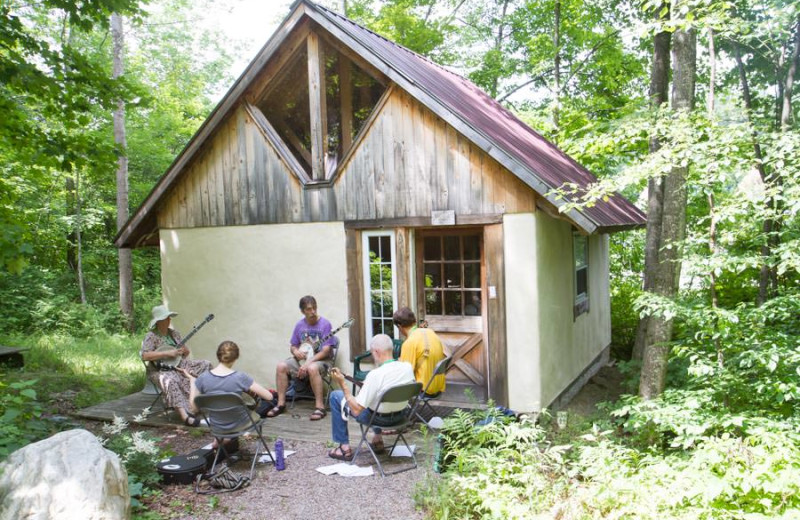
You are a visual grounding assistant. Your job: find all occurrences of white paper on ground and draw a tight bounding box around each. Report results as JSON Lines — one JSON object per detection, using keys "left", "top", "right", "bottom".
{"left": 389, "top": 444, "right": 416, "bottom": 457}
{"left": 258, "top": 450, "right": 296, "bottom": 464}
{"left": 427, "top": 416, "right": 445, "bottom": 429}
{"left": 315, "top": 463, "right": 374, "bottom": 477}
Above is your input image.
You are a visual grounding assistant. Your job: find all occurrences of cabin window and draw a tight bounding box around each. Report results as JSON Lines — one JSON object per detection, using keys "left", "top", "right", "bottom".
{"left": 257, "top": 33, "right": 387, "bottom": 181}
{"left": 422, "top": 233, "right": 482, "bottom": 317}
{"left": 573, "top": 232, "right": 589, "bottom": 317}
{"left": 362, "top": 231, "right": 398, "bottom": 339}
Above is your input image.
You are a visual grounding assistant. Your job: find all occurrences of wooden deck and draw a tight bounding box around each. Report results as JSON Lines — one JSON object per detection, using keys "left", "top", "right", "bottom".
{"left": 74, "top": 390, "right": 456, "bottom": 448}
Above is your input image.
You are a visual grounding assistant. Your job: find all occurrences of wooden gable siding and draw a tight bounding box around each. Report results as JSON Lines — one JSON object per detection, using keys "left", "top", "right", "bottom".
{"left": 158, "top": 88, "right": 536, "bottom": 229}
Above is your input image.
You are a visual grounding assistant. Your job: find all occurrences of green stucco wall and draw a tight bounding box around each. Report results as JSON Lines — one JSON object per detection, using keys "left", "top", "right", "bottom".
{"left": 159, "top": 222, "right": 350, "bottom": 387}
{"left": 503, "top": 212, "right": 611, "bottom": 412}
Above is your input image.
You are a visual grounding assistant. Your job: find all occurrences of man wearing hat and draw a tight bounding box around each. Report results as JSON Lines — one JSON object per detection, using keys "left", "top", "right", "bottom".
{"left": 141, "top": 305, "right": 212, "bottom": 426}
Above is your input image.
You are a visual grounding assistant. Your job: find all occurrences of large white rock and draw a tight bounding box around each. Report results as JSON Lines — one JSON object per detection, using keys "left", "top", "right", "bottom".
{"left": 0, "top": 428, "right": 130, "bottom": 520}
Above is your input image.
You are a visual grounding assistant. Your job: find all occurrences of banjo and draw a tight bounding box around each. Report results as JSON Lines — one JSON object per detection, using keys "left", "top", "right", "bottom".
{"left": 153, "top": 314, "right": 215, "bottom": 371}
{"left": 297, "top": 318, "right": 354, "bottom": 364}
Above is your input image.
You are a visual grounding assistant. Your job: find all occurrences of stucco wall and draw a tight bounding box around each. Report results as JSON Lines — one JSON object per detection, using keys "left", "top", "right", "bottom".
{"left": 503, "top": 212, "right": 611, "bottom": 413}
{"left": 536, "top": 216, "right": 610, "bottom": 408}
{"left": 503, "top": 213, "right": 542, "bottom": 412}
{"left": 159, "top": 222, "right": 350, "bottom": 387}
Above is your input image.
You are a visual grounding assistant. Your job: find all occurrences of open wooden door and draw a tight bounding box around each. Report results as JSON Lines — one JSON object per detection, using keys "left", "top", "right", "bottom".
{"left": 416, "top": 230, "right": 487, "bottom": 403}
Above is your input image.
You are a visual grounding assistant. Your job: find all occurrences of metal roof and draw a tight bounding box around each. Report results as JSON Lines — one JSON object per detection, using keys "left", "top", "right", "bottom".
{"left": 115, "top": 0, "right": 644, "bottom": 248}
{"left": 308, "top": 2, "right": 645, "bottom": 233}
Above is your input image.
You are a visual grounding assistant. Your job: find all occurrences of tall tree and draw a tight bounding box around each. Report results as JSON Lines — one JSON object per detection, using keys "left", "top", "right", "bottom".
{"left": 639, "top": 0, "right": 696, "bottom": 399}
{"left": 112, "top": 12, "right": 134, "bottom": 330}
{"left": 632, "top": 1, "right": 671, "bottom": 362}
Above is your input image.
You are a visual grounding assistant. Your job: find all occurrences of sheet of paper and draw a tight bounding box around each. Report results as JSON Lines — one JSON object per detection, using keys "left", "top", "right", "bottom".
{"left": 389, "top": 444, "right": 416, "bottom": 458}
{"left": 258, "top": 450, "right": 296, "bottom": 464}
{"left": 315, "top": 462, "right": 373, "bottom": 477}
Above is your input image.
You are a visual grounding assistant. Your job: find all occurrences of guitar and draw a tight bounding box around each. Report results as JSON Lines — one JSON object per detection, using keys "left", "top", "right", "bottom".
{"left": 297, "top": 318, "right": 355, "bottom": 364}
{"left": 153, "top": 314, "right": 215, "bottom": 371}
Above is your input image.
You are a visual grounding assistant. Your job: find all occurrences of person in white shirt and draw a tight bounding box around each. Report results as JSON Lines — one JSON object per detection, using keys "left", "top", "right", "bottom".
{"left": 327, "top": 334, "right": 414, "bottom": 460}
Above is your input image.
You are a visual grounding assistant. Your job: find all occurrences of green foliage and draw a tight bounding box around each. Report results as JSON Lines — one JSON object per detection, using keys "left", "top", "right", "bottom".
{"left": 2, "top": 332, "right": 144, "bottom": 410}
{"left": 100, "top": 416, "right": 163, "bottom": 507}
{"left": 564, "top": 430, "right": 800, "bottom": 519}
{"left": 419, "top": 409, "right": 565, "bottom": 519}
{"left": 0, "top": 379, "right": 55, "bottom": 460}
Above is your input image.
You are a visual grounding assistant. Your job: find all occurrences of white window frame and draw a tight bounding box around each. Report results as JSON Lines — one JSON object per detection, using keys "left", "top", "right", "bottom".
{"left": 362, "top": 230, "right": 398, "bottom": 339}
{"left": 573, "top": 232, "right": 589, "bottom": 318}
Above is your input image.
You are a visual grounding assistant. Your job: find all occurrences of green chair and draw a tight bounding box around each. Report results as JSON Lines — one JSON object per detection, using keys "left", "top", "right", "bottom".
{"left": 351, "top": 339, "right": 402, "bottom": 390}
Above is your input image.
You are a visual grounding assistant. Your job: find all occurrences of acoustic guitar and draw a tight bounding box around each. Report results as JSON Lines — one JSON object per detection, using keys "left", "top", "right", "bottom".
{"left": 297, "top": 318, "right": 354, "bottom": 364}
{"left": 153, "top": 314, "right": 215, "bottom": 371}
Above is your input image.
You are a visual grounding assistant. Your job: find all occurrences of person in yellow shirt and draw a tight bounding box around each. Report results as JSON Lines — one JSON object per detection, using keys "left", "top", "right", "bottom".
{"left": 393, "top": 307, "right": 446, "bottom": 396}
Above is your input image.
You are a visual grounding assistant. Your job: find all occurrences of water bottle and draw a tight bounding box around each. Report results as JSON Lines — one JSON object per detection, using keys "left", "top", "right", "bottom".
{"left": 275, "top": 438, "right": 285, "bottom": 470}
{"left": 432, "top": 434, "right": 443, "bottom": 473}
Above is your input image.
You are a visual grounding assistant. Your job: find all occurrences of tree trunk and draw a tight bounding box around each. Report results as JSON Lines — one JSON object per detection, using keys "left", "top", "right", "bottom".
{"left": 632, "top": 4, "right": 670, "bottom": 362}
{"left": 66, "top": 175, "right": 77, "bottom": 273}
{"left": 639, "top": 0, "right": 695, "bottom": 399}
{"left": 75, "top": 170, "right": 87, "bottom": 304}
{"left": 112, "top": 13, "right": 134, "bottom": 331}
{"left": 734, "top": 45, "right": 774, "bottom": 305}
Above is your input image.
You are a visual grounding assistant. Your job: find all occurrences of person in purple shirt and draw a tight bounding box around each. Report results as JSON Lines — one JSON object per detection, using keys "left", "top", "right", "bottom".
{"left": 266, "top": 295, "right": 335, "bottom": 421}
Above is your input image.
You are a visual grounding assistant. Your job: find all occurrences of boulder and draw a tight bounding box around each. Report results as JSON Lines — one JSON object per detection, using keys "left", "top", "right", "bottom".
{"left": 0, "top": 429, "right": 130, "bottom": 520}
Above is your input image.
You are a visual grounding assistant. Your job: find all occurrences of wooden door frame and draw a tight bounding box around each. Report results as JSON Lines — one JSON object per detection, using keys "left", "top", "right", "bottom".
{"left": 413, "top": 227, "right": 507, "bottom": 404}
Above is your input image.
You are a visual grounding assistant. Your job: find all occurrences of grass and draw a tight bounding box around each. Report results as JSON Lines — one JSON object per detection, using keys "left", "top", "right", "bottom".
{"left": 1, "top": 332, "right": 144, "bottom": 410}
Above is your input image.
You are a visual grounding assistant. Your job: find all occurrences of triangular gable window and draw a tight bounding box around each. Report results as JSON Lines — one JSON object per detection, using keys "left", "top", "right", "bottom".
{"left": 257, "top": 32, "right": 387, "bottom": 183}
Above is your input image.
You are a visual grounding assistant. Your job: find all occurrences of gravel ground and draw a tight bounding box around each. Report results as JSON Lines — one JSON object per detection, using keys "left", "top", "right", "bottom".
{"left": 143, "top": 430, "right": 435, "bottom": 520}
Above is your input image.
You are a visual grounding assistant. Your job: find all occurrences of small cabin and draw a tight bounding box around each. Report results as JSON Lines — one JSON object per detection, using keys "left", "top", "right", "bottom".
{"left": 116, "top": 0, "right": 645, "bottom": 412}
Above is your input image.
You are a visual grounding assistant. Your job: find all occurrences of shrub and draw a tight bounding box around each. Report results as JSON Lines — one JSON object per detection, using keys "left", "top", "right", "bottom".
{"left": 100, "top": 415, "right": 163, "bottom": 508}
{"left": 0, "top": 379, "right": 54, "bottom": 460}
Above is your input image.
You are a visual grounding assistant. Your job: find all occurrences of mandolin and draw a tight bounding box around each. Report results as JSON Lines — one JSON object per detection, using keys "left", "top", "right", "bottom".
{"left": 153, "top": 314, "right": 215, "bottom": 371}
{"left": 297, "top": 318, "right": 355, "bottom": 364}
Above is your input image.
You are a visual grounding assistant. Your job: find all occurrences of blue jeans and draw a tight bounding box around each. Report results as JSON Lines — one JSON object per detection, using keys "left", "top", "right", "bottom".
{"left": 328, "top": 390, "right": 405, "bottom": 445}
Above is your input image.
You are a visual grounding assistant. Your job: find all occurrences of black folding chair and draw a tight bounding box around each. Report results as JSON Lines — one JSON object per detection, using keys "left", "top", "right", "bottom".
{"left": 289, "top": 336, "right": 339, "bottom": 410}
{"left": 194, "top": 393, "right": 275, "bottom": 481}
{"left": 351, "top": 381, "right": 423, "bottom": 477}
{"left": 413, "top": 356, "right": 451, "bottom": 426}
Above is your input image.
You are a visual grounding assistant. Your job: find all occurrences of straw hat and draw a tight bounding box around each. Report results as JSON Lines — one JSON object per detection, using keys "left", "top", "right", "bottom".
{"left": 149, "top": 305, "right": 178, "bottom": 329}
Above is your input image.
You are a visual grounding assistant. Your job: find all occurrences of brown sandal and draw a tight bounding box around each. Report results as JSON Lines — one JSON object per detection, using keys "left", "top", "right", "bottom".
{"left": 266, "top": 405, "right": 286, "bottom": 418}
{"left": 328, "top": 444, "right": 352, "bottom": 461}
{"left": 310, "top": 408, "right": 327, "bottom": 421}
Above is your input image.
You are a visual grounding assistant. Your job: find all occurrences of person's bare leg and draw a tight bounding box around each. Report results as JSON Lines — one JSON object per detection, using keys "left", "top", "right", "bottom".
{"left": 308, "top": 363, "right": 325, "bottom": 410}
{"left": 276, "top": 361, "right": 290, "bottom": 406}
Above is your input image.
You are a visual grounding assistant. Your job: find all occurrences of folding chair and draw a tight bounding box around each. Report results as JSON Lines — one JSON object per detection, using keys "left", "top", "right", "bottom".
{"left": 351, "top": 339, "right": 402, "bottom": 391}
{"left": 351, "top": 381, "right": 423, "bottom": 477}
{"left": 289, "top": 336, "right": 339, "bottom": 410}
{"left": 194, "top": 392, "right": 275, "bottom": 481}
{"left": 140, "top": 356, "right": 169, "bottom": 416}
{"left": 413, "top": 356, "right": 451, "bottom": 426}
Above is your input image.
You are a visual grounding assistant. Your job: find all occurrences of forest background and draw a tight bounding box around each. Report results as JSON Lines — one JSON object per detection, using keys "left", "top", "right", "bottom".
{"left": 2, "top": 0, "right": 800, "bottom": 518}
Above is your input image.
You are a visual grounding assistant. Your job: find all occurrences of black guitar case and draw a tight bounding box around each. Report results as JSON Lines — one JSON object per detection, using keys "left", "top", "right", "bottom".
{"left": 157, "top": 446, "right": 215, "bottom": 485}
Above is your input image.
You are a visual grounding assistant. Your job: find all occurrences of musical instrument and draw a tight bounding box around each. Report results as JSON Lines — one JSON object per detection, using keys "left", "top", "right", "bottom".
{"left": 297, "top": 318, "right": 354, "bottom": 364}
{"left": 157, "top": 446, "right": 215, "bottom": 484}
{"left": 154, "top": 314, "right": 215, "bottom": 371}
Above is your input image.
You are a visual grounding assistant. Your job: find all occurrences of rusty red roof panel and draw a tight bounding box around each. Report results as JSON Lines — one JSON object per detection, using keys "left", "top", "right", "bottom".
{"left": 314, "top": 3, "right": 645, "bottom": 231}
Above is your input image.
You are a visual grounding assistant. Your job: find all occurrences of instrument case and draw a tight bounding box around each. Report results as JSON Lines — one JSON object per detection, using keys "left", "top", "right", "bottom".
{"left": 156, "top": 446, "right": 215, "bottom": 485}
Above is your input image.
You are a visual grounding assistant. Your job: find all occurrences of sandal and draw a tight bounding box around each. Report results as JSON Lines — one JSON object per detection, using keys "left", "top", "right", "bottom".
{"left": 310, "top": 408, "right": 327, "bottom": 421}
{"left": 328, "top": 444, "right": 353, "bottom": 461}
{"left": 266, "top": 404, "right": 286, "bottom": 418}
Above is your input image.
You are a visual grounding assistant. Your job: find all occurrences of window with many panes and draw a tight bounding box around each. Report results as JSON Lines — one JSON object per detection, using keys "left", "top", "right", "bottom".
{"left": 573, "top": 232, "right": 589, "bottom": 317}
{"left": 362, "top": 232, "right": 397, "bottom": 339}
{"left": 423, "top": 234, "right": 482, "bottom": 317}
{"left": 257, "top": 35, "right": 387, "bottom": 181}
